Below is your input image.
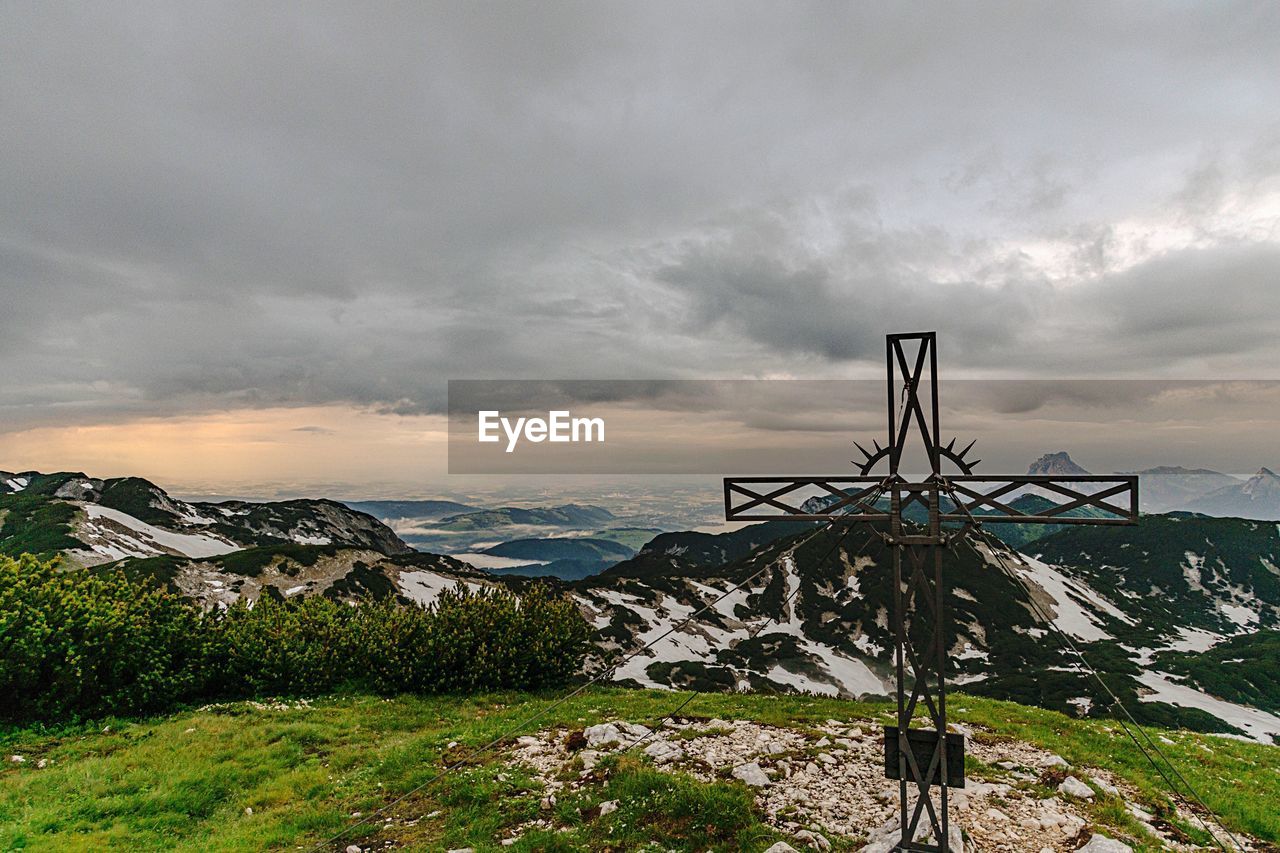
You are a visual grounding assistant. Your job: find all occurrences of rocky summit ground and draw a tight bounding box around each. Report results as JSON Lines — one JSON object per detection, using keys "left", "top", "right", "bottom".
{"left": 2, "top": 689, "right": 1275, "bottom": 851}
{"left": 504, "top": 715, "right": 1254, "bottom": 852}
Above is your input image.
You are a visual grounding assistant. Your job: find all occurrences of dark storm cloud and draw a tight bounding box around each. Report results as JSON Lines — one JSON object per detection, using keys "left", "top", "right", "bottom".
{"left": 2, "top": 1, "right": 1280, "bottom": 431}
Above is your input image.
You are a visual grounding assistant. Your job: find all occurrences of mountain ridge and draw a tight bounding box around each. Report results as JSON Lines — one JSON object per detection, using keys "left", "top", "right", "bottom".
{"left": 1015, "top": 454, "right": 1280, "bottom": 517}
{"left": 35, "top": 503, "right": 1280, "bottom": 742}
{"left": 6, "top": 467, "right": 1279, "bottom": 743}
{"left": 0, "top": 470, "right": 410, "bottom": 566}
{"left": 436, "top": 503, "right": 616, "bottom": 530}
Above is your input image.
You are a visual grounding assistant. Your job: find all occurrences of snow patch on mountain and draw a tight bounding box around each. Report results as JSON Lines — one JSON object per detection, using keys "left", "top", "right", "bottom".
{"left": 1136, "top": 670, "right": 1280, "bottom": 744}
{"left": 397, "top": 570, "right": 485, "bottom": 606}
{"left": 995, "top": 550, "right": 1132, "bottom": 642}
{"left": 75, "top": 503, "right": 238, "bottom": 562}
{"left": 577, "top": 550, "right": 890, "bottom": 698}
{"left": 1219, "top": 602, "right": 1259, "bottom": 628}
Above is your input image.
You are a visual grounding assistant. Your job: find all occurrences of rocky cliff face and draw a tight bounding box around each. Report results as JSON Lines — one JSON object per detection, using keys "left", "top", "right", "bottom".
{"left": 1026, "top": 451, "right": 1092, "bottom": 476}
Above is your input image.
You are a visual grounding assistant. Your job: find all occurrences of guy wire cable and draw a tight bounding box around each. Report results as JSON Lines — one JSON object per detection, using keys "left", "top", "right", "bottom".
{"left": 622, "top": 513, "right": 884, "bottom": 760}
{"left": 941, "top": 480, "right": 1243, "bottom": 852}
{"left": 309, "top": 480, "right": 889, "bottom": 852}
{"left": 943, "top": 480, "right": 1240, "bottom": 851}
{"left": 963, "top": 529, "right": 1242, "bottom": 852}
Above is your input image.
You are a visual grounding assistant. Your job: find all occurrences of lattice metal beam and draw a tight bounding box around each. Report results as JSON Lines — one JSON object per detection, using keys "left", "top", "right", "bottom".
{"left": 725, "top": 475, "right": 1137, "bottom": 525}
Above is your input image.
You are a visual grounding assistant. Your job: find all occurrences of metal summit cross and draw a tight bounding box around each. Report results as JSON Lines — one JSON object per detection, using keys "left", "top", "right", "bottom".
{"left": 723, "top": 331, "right": 1138, "bottom": 852}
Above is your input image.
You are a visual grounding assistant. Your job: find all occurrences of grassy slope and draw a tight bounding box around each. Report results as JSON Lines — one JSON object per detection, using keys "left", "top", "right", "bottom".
{"left": 0, "top": 494, "right": 81, "bottom": 560}
{"left": 0, "top": 688, "right": 1275, "bottom": 852}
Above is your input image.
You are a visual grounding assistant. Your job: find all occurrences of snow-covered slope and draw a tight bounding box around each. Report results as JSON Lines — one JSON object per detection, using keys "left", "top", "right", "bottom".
{"left": 569, "top": 518, "right": 1280, "bottom": 744}
{"left": 8, "top": 468, "right": 1277, "bottom": 744}
{"left": 72, "top": 503, "right": 239, "bottom": 562}
{"left": 0, "top": 471, "right": 410, "bottom": 566}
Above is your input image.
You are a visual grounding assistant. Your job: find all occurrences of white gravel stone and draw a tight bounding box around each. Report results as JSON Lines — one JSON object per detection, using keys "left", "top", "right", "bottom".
{"left": 583, "top": 723, "right": 622, "bottom": 747}
{"left": 644, "top": 739, "right": 683, "bottom": 764}
{"left": 763, "top": 843, "right": 800, "bottom": 853}
{"left": 794, "top": 828, "right": 832, "bottom": 850}
{"left": 1058, "top": 775, "right": 1095, "bottom": 800}
{"left": 1077, "top": 834, "right": 1133, "bottom": 853}
{"left": 499, "top": 717, "right": 1242, "bottom": 853}
{"left": 1090, "top": 774, "right": 1120, "bottom": 797}
{"left": 1127, "top": 803, "right": 1154, "bottom": 822}
{"left": 733, "top": 762, "right": 772, "bottom": 787}
{"left": 598, "top": 799, "right": 618, "bottom": 816}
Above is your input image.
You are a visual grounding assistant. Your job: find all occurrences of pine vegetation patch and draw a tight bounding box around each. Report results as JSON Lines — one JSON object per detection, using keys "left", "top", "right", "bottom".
{"left": 0, "top": 554, "right": 591, "bottom": 725}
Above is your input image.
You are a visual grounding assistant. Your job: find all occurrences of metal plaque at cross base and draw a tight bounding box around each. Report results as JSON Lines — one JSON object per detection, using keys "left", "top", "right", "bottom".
{"left": 723, "top": 332, "right": 1138, "bottom": 852}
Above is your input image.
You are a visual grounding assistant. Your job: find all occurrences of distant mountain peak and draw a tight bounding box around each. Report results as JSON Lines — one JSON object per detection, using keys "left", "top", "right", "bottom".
{"left": 1027, "top": 451, "right": 1091, "bottom": 476}
{"left": 1186, "top": 465, "right": 1280, "bottom": 519}
{"left": 1242, "top": 467, "right": 1280, "bottom": 497}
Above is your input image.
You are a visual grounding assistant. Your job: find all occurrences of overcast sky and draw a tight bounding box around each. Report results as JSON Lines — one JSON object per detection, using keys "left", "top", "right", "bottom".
{"left": 2, "top": 2, "right": 1278, "bottom": 494}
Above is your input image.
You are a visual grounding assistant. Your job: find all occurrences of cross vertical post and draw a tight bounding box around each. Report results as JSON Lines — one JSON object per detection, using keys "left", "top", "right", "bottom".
{"left": 883, "top": 332, "right": 952, "bottom": 851}
{"left": 722, "top": 331, "right": 1138, "bottom": 852}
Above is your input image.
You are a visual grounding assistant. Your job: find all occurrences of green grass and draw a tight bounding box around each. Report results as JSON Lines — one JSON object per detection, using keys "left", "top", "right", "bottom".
{"left": 96, "top": 478, "right": 174, "bottom": 527}
{"left": 0, "top": 688, "right": 1275, "bottom": 851}
{"left": 216, "top": 544, "right": 340, "bottom": 578}
{"left": 0, "top": 494, "right": 81, "bottom": 560}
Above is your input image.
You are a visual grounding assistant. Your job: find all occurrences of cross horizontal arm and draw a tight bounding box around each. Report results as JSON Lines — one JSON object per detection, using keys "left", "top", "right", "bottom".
{"left": 724, "top": 477, "right": 890, "bottom": 522}
{"left": 943, "top": 475, "right": 1137, "bottom": 525}
{"left": 723, "top": 475, "right": 1138, "bottom": 525}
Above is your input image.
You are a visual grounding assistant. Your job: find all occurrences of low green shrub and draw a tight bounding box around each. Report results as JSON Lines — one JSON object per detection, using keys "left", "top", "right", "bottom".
{"left": 355, "top": 584, "right": 592, "bottom": 694}
{"left": 0, "top": 554, "right": 211, "bottom": 721}
{"left": 0, "top": 554, "right": 591, "bottom": 724}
